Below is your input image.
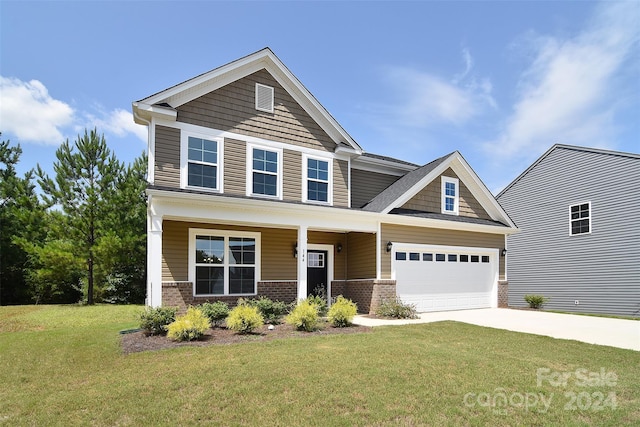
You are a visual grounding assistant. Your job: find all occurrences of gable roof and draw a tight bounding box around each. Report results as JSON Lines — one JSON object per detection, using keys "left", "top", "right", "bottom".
{"left": 132, "top": 47, "right": 362, "bottom": 154}
{"left": 497, "top": 144, "right": 640, "bottom": 199}
{"left": 362, "top": 151, "right": 516, "bottom": 228}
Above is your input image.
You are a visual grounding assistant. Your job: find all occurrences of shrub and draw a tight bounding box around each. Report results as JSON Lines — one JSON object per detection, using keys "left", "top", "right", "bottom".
{"left": 166, "top": 307, "right": 211, "bottom": 342}
{"left": 524, "top": 294, "right": 549, "bottom": 309}
{"left": 139, "top": 306, "right": 177, "bottom": 335}
{"left": 306, "top": 294, "right": 328, "bottom": 317}
{"left": 286, "top": 300, "right": 319, "bottom": 332}
{"left": 226, "top": 305, "right": 264, "bottom": 334}
{"left": 240, "top": 297, "right": 290, "bottom": 324}
{"left": 375, "top": 298, "right": 418, "bottom": 319}
{"left": 328, "top": 296, "right": 358, "bottom": 327}
{"left": 200, "top": 301, "right": 229, "bottom": 327}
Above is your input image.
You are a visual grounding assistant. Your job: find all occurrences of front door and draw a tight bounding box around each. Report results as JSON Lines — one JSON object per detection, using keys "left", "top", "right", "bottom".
{"left": 307, "top": 250, "right": 328, "bottom": 298}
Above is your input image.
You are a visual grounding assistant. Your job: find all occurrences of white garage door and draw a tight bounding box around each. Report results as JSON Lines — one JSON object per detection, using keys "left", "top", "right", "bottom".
{"left": 393, "top": 244, "right": 498, "bottom": 312}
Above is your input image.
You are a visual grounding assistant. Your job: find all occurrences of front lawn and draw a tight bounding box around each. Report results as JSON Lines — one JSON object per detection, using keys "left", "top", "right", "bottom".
{"left": 0, "top": 305, "right": 638, "bottom": 426}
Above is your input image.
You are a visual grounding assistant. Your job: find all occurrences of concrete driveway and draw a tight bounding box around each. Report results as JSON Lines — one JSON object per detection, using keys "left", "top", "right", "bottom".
{"left": 353, "top": 308, "right": 640, "bottom": 351}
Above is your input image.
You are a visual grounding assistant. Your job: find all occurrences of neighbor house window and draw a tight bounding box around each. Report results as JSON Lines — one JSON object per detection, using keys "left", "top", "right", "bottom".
{"left": 248, "top": 145, "right": 281, "bottom": 198}
{"left": 181, "top": 132, "right": 222, "bottom": 191}
{"left": 304, "top": 155, "right": 332, "bottom": 204}
{"left": 441, "top": 176, "right": 459, "bottom": 215}
{"left": 570, "top": 202, "right": 591, "bottom": 235}
{"left": 190, "top": 229, "right": 260, "bottom": 296}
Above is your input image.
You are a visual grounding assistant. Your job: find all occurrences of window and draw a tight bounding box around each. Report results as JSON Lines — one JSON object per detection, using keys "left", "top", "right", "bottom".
{"left": 570, "top": 202, "right": 591, "bottom": 235}
{"left": 470, "top": 255, "right": 479, "bottom": 263}
{"left": 182, "top": 133, "right": 222, "bottom": 191}
{"left": 441, "top": 176, "right": 459, "bottom": 215}
{"left": 308, "top": 252, "right": 325, "bottom": 268}
{"left": 255, "top": 83, "right": 274, "bottom": 113}
{"left": 423, "top": 253, "right": 433, "bottom": 261}
{"left": 190, "top": 229, "right": 259, "bottom": 296}
{"left": 305, "top": 157, "right": 330, "bottom": 203}
{"left": 436, "top": 254, "right": 446, "bottom": 262}
{"left": 448, "top": 254, "right": 458, "bottom": 262}
{"left": 481, "top": 256, "right": 490, "bottom": 263}
{"left": 248, "top": 146, "right": 281, "bottom": 198}
{"left": 396, "top": 252, "right": 407, "bottom": 261}
{"left": 460, "top": 254, "right": 469, "bottom": 262}
{"left": 409, "top": 252, "right": 420, "bottom": 261}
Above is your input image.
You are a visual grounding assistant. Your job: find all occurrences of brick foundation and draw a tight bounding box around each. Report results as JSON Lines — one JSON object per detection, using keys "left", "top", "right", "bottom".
{"left": 338, "top": 279, "right": 397, "bottom": 314}
{"left": 162, "top": 281, "right": 298, "bottom": 313}
{"left": 498, "top": 281, "right": 509, "bottom": 308}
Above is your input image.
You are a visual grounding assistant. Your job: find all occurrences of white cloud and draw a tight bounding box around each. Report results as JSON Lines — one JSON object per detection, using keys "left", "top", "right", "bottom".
{"left": 0, "top": 76, "right": 75, "bottom": 145}
{"left": 0, "top": 76, "right": 147, "bottom": 147}
{"left": 487, "top": 1, "right": 640, "bottom": 159}
{"left": 85, "top": 108, "right": 147, "bottom": 143}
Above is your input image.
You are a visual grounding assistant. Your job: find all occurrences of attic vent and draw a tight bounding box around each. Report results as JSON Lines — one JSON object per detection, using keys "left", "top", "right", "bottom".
{"left": 255, "top": 83, "right": 274, "bottom": 113}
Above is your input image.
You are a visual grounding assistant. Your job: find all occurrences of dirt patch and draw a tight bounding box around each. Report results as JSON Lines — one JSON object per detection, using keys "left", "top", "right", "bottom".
{"left": 121, "top": 322, "right": 372, "bottom": 354}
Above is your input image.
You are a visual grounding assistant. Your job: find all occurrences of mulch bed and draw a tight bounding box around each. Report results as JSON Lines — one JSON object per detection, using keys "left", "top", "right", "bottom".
{"left": 121, "top": 322, "right": 372, "bottom": 354}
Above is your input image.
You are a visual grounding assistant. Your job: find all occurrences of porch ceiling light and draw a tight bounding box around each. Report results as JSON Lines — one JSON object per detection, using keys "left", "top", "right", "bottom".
{"left": 386, "top": 241, "right": 392, "bottom": 253}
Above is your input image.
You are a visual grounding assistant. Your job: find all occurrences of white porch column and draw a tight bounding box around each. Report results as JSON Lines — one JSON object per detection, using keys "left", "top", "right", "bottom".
{"left": 147, "top": 204, "right": 163, "bottom": 307}
{"left": 296, "top": 225, "right": 308, "bottom": 301}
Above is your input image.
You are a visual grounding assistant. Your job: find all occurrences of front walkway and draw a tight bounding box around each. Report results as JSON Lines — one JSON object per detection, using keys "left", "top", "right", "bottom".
{"left": 353, "top": 308, "right": 640, "bottom": 351}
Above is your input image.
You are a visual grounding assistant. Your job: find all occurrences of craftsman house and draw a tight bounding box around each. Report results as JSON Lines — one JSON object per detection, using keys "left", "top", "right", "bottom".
{"left": 132, "top": 48, "right": 517, "bottom": 313}
{"left": 497, "top": 145, "right": 640, "bottom": 317}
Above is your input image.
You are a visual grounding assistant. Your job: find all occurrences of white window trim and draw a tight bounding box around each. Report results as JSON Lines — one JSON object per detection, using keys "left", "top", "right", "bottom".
{"left": 188, "top": 228, "right": 261, "bottom": 297}
{"left": 180, "top": 130, "right": 224, "bottom": 193}
{"left": 569, "top": 201, "right": 592, "bottom": 236}
{"left": 302, "top": 153, "right": 333, "bottom": 205}
{"left": 441, "top": 176, "right": 459, "bottom": 215}
{"left": 255, "top": 83, "right": 274, "bottom": 113}
{"left": 246, "top": 143, "right": 283, "bottom": 200}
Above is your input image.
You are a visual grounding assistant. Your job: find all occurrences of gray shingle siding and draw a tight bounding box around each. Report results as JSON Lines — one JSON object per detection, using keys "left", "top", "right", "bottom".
{"left": 497, "top": 145, "right": 640, "bottom": 317}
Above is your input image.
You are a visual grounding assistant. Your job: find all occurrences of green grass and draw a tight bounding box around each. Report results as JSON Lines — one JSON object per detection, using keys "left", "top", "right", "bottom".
{"left": 1, "top": 305, "right": 638, "bottom": 426}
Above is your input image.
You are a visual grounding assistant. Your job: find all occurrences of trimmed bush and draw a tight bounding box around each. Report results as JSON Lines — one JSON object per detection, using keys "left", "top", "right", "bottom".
{"left": 286, "top": 300, "right": 319, "bottom": 332}
{"left": 226, "top": 305, "right": 264, "bottom": 334}
{"left": 375, "top": 298, "right": 418, "bottom": 319}
{"left": 328, "top": 296, "right": 357, "bottom": 327}
{"left": 240, "top": 297, "right": 290, "bottom": 324}
{"left": 524, "top": 294, "right": 549, "bottom": 309}
{"left": 166, "top": 307, "right": 211, "bottom": 342}
{"left": 306, "top": 294, "right": 328, "bottom": 317}
{"left": 200, "top": 301, "right": 229, "bottom": 327}
{"left": 139, "top": 306, "right": 177, "bottom": 335}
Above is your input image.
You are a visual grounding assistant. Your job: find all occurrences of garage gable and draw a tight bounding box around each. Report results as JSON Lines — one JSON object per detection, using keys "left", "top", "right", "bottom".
{"left": 362, "top": 151, "right": 515, "bottom": 228}
{"left": 400, "top": 167, "right": 492, "bottom": 220}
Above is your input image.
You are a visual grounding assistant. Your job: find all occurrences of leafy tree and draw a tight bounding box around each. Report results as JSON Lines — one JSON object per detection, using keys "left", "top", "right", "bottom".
{"left": 37, "top": 129, "right": 124, "bottom": 304}
{"left": 0, "top": 136, "right": 46, "bottom": 305}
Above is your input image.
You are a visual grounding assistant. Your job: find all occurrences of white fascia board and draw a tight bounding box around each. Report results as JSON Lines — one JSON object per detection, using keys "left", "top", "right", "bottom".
{"left": 132, "top": 102, "right": 177, "bottom": 123}
{"left": 447, "top": 156, "right": 517, "bottom": 229}
{"left": 147, "top": 189, "right": 379, "bottom": 233}
{"left": 381, "top": 214, "right": 518, "bottom": 236}
{"left": 351, "top": 157, "right": 415, "bottom": 176}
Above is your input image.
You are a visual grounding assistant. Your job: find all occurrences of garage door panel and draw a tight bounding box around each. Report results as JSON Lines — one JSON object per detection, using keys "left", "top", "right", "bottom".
{"left": 393, "top": 245, "right": 497, "bottom": 312}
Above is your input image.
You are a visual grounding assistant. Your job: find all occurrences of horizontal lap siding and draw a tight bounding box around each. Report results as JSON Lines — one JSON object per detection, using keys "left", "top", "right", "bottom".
{"left": 402, "top": 168, "right": 491, "bottom": 219}
{"left": 308, "top": 231, "right": 347, "bottom": 280}
{"left": 347, "top": 232, "right": 377, "bottom": 279}
{"left": 351, "top": 169, "right": 400, "bottom": 208}
{"left": 381, "top": 224, "right": 505, "bottom": 280}
{"left": 177, "top": 69, "right": 335, "bottom": 153}
{"left": 497, "top": 148, "right": 640, "bottom": 316}
{"left": 154, "top": 125, "right": 181, "bottom": 188}
{"left": 284, "top": 149, "right": 302, "bottom": 202}
{"left": 162, "top": 220, "right": 297, "bottom": 282}
{"left": 333, "top": 159, "right": 349, "bottom": 208}
{"left": 223, "top": 138, "right": 246, "bottom": 196}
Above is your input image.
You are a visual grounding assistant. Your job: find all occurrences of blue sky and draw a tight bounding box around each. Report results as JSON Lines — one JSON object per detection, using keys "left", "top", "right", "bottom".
{"left": 1, "top": 1, "right": 638, "bottom": 193}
